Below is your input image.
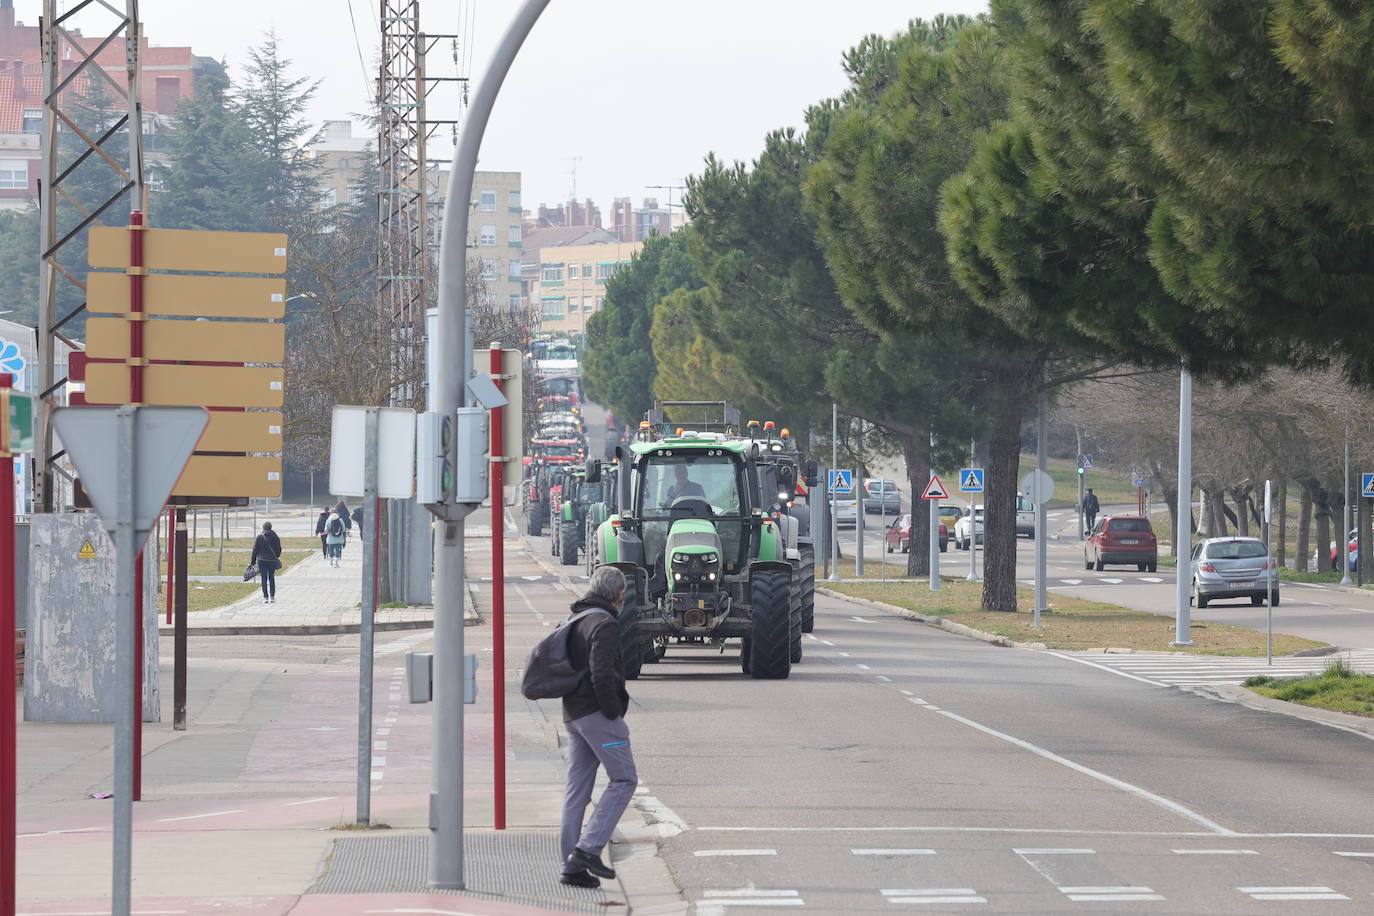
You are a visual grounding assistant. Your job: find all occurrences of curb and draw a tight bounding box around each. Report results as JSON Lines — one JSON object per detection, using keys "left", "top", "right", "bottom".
{"left": 816, "top": 586, "right": 1046, "bottom": 649}
{"left": 158, "top": 617, "right": 440, "bottom": 637}
{"left": 1188, "top": 683, "right": 1374, "bottom": 744}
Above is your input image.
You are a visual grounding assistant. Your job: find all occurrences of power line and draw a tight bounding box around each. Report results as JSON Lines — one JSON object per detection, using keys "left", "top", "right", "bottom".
{"left": 343, "top": 0, "right": 373, "bottom": 101}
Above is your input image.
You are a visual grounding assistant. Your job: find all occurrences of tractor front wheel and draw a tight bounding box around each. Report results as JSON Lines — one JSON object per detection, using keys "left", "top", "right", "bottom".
{"left": 788, "top": 565, "right": 803, "bottom": 664}
{"left": 617, "top": 571, "right": 644, "bottom": 680}
{"left": 799, "top": 543, "right": 816, "bottom": 633}
{"left": 749, "top": 569, "right": 792, "bottom": 679}
{"left": 560, "top": 519, "right": 580, "bottom": 565}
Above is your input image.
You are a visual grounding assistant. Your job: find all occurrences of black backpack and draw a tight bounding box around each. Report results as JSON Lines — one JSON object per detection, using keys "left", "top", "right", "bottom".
{"left": 521, "top": 608, "right": 612, "bottom": 700}
{"left": 328, "top": 517, "right": 344, "bottom": 537}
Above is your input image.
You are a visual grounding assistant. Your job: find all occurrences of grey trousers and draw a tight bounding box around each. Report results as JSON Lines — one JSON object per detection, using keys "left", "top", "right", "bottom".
{"left": 561, "top": 711, "right": 638, "bottom": 869}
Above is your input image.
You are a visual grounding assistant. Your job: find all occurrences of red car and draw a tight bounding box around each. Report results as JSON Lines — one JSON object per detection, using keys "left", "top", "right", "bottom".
{"left": 1085, "top": 515, "right": 1158, "bottom": 572}
{"left": 884, "top": 514, "right": 948, "bottom": 553}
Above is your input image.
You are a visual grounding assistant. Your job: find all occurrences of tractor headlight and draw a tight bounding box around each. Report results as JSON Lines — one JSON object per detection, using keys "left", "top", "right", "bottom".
{"left": 703, "top": 552, "right": 718, "bottom": 565}
{"left": 673, "top": 552, "right": 690, "bottom": 564}
{"left": 674, "top": 572, "right": 682, "bottom": 581}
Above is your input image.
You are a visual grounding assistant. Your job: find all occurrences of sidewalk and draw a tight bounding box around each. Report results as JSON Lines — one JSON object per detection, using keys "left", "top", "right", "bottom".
{"left": 17, "top": 515, "right": 639, "bottom": 915}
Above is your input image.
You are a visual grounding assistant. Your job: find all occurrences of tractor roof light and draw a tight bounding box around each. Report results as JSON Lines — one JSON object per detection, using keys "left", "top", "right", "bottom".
{"left": 764, "top": 420, "right": 776, "bottom": 431}
{"left": 780, "top": 427, "right": 790, "bottom": 438}
{"left": 675, "top": 427, "right": 685, "bottom": 435}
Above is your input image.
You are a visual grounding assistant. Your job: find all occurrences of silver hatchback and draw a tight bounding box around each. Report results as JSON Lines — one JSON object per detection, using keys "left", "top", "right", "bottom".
{"left": 1188, "top": 537, "right": 1279, "bottom": 607}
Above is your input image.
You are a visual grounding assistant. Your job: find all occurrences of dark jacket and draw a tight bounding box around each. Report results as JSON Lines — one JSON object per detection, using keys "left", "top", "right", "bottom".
{"left": 251, "top": 531, "right": 282, "bottom": 569}
{"left": 1083, "top": 493, "right": 1100, "bottom": 514}
{"left": 335, "top": 501, "right": 353, "bottom": 530}
{"left": 562, "top": 597, "right": 630, "bottom": 723}
{"left": 352, "top": 505, "right": 366, "bottom": 531}
{"left": 315, "top": 511, "right": 329, "bottom": 536}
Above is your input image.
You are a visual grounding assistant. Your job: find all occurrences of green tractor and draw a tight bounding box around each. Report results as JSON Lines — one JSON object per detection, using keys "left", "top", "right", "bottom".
{"left": 587, "top": 410, "right": 807, "bottom": 680}
{"left": 580, "top": 464, "right": 618, "bottom": 576}
{"left": 554, "top": 467, "right": 600, "bottom": 568}
{"left": 749, "top": 421, "right": 820, "bottom": 652}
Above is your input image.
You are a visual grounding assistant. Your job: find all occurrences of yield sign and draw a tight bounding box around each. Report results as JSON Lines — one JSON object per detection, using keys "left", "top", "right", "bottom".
{"left": 921, "top": 474, "right": 949, "bottom": 500}
{"left": 51, "top": 405, "right": 208, "bottom": 549}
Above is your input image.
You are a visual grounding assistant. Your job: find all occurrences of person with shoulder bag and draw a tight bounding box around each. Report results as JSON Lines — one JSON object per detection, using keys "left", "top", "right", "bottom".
{"left": 554, "top": 565, "right": 637, "bottom": 889}
{"left": 251, "top": 521, "right": 283, "bottom": 603}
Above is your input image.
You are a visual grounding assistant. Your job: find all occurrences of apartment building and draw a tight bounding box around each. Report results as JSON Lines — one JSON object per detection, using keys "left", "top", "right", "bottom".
{"left": 529, "top": 237, "right": 643, "bottom": 336}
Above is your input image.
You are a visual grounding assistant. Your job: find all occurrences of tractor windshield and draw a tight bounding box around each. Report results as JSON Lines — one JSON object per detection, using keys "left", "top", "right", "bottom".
{"left": 638, "top": 450, "right": 747, "bottom": 574}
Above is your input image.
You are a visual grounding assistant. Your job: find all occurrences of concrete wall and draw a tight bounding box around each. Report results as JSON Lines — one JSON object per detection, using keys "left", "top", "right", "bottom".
{"left": 24, "top": 512, "right": 160, "bottom": 723}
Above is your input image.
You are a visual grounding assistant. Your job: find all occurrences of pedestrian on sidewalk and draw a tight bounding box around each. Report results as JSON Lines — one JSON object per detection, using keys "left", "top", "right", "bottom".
{"left": 252, "top": 521, "right": 283, "bottom": 603}
{"left": 559, "top": 565, "right": 638, "bottom": 889}
{"left": 353, "top": 503, "right": 366, "bottom": 541}
{"left": 335, "top": 499, "right": 353, "bottom": 535}
{"left": 315, "top": 507, "right": 330, "bottom": 557}
{"left": 325, "top": 510, "right": 347, "bottom": 567}
{"left": 1082, "top": 488, "right": 1100, "bottom": 533}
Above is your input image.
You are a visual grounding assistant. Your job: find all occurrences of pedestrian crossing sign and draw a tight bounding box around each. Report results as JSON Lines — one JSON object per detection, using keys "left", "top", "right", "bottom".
{"left": 829, "top": 468, "right": 853, "bottom": 495}
{"left": 1363, "top": 473, "right": 1374, "bottom": 498}
{"left": 959, "top": 468, "right": 984, "bottom": 492}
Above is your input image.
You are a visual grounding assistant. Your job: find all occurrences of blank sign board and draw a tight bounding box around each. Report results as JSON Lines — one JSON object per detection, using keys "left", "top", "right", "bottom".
{"left": 330, "top": 406, "right": 416, "bottom": 499}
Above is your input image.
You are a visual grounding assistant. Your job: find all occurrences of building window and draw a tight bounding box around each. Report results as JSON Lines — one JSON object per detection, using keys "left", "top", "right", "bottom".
{"left": 569, "top": 297, "right": 581, "bottom": 312}
{"left": 21, "top": 109, "right": 41, "bottom": 134}
{"left": 596, "top": 262, "right": 618, "bottom": 281}
{"left": 509, "top": 293, "right": 523, "bottom": 310}
{"left": 595, "top": 296, "right": 605, "bottom": 309}
{"left": 508, "top": 258, "right": 522, "bottom": 280}
{"left": 541, "top": 296, "right": 565, "bottom": 319}
{"left": 583, "top": 263, "right": 592, "bottom": 278}
{"left": 508, "top": 225, "right": 521, "bottom": 245}
{"left": 319, "top": 187, "right": 338, "bottom": 208}
{"left": 339, "top": 157, "right": 351, "bottom": 170}
{"left": 508, "top": 189, "right": 521, "bottom": 211}
{"left": 0, "top": 161, "right": 26, "bottom": 190}
{"left": 479, "top": 190, "right": 496, "bottom": 211}
{"left": 541, "top": 263, "right": 564, "bottom": 283}
{"left": 479, "top": 224, "right": 496, "bottom": 246}
{"left": 480, "top": 258, "right": 499, "bottom": 281}
{"left": 568, "top": 263, "right": 580, "bottom": 280}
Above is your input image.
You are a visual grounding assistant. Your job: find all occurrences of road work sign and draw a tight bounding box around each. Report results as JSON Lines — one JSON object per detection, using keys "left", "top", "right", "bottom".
{"left": 958, "top": 468, "right": 984, "bottom": 492}
{"left": 922, "top": 474, "right": 949, "bottom": 500}
{"left": 829, "top": 469, "right": 853, "bottom": 495}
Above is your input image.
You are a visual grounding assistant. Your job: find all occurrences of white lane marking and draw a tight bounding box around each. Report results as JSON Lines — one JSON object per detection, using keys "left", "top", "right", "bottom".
{"left": 1238, "top": 886, "right": 1348, "bottom": 901}
{"left": 372, "top": 756, "right": 387, "bottom": 766}
{"left": 819, "top": 640, "right": 835, "bottom": 646}
{"left": 374, "top": 741, "right": 389, "bottom": 751}
{"left": 855, "top": 849, "right": 936, "bottom": 855}
{"left": 376, "top": 630, "right": 435, "bottom": 656}
{"left": 284, "top": 796, "right": 336, "bottom": 807}
{"left": 876, "top": 675, "right": 892, "bottom": 682}
{"left": 19, "top": 911, "right": 191, "bottom": 915}
{"left": 703, "top": 889, "right": 800, "bottom": 898}
{"left": 155, "top": 809, "right": 246, "bottom": 823}
{"left": 376, "top": 728, "right": 391, "bottom": 736}
{"left": 18, "top": 826, "right": 102, "bottom": 838}
{"left": 694, "top": 849, "right": 777, "bottom": 857}
{"left": 1098, "top": 578, "right": 1123, "bottom": 584}
{"left": 856, "top": 663, "right": 871, "bottom": 670}
{"left": 881, "top": 888, "right": 985, "bottom": 904}
{"left": 900, "top": 689, "right": 914, "bottom": 696}
{"left": 940, "top": 709, "right": 1234, "bottom": 834}
{"left": 698, "top": 824, "right": 1374, "bottom": 839}
{"left": 838, "top": 652, "right": 851, "bottom": 657}
{"left": 1139, "top": 577, "right": 1164, "bottom": 583}
{"left": 850, "top": 616, "right": 875, "bottom": 623}
{"left": 1047, "top": 652, "right": 1169, "bottom": 687}
{"left": 1060, "top": 886, "right": 1154, "bottom": 893}
{"left": 1065, "top": 893, "right": 1164, "bottom": 902}
{"left": 1014, "top": 848, "right": 1095, "bottom": 855}
{"left": 1061, "top": 579, "right": 1082, "bottom": 586}
{"left": 1334, "top": 851, "right": 1374, "bottom": 857}
{"left": 805, "top": 633, "right": 819, "bottom": 641}
{"left": 362, "top": 909, "right": 503, "bottom": 915}
{"left": 1173, "top": 848, "right": 1257, "bottom": 855}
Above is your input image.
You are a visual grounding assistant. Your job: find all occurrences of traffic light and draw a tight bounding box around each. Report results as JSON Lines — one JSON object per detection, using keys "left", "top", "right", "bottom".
{"left": 416, "top": 411, "right": 454, "bottom": 504}
{"left": 453, "top": 406, "right": 489, "bottom": 504}
{"left": 1077, "top": 465, "right": 1085, "bottom": 476}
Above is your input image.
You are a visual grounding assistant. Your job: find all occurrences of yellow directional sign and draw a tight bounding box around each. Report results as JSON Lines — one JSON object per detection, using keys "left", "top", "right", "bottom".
{"left": 173, "top": 455, "right": 281, "bottom": 498}
{"left": 86, "top": 317, "right": 285, "bottom": 363}
{"left": 85, "top": 364, "right": 284, "bottom": 408}
{"left": 86, "top": 273, "right": 286, "bottom": 319}
{"left": 89, "top": 227, "right": 288, "bottom": 275}
{"left": 196, "top": 411, "right": 283, "bottom": 453}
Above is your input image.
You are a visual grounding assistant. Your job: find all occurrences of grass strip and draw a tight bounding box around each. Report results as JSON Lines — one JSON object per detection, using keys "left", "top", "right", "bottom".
{"left": 1245, "top": 659, "right": 1374, "bottom": 718}
{"left": 823, "top": 575, "right": 1325, "bottom": 656}
{"left": 180, "top": 581, "right": 260, "bottom": 613}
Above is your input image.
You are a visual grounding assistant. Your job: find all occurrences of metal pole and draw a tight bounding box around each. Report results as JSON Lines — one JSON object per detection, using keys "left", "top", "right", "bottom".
{"left": 432, "top": 0, "right": 552, "bottom": 889}
{"left": 356, "top": 409, "right": 379, "bottom": 825}
{"left": 1034, "top": 383, "right": 1047, "bottom": 628}
{"left": 173, "top": 507, "right": 187, "bottom": 730}
{"left": 1174, "top": 367, "right": 1194, "bottom": 645}
{"left": 0, "top": 373, "right": 16, "bottom": 916}
{"left": 112, "top": 407, "right": 136, "bottom": 916}
{"left": 1265, "top": 480, "right": 1273, "bottom": 664}
{"left": 855, "top": 423, "right": 864, "bottom": 577}
{"left": 489, "top": 344, "right": 507, "bottom": 831}
{"left": 1341, "top": 429, "right": 1353, "bottom": 586}
{"left": 929, "top": 433, "right": 939, "bottom": 592}
{"left": 829, "top": 404, "right": 839, "bottom": 581}
{"left": 968, "top": 438, "right": 979, "bottom": 582}
{"left": 1076, "top": 427, "right": 1084, "bottom": 540}
{"left": 164, "top": 507, "right": 174, "bottom": 624}
{"left": 879, "top": 475, "right": 886, "bottom": 586}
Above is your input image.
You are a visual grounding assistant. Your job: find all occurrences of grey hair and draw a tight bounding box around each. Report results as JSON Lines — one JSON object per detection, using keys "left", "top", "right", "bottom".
{"left": 586, "top": 565, "right": 627, "bottom": 605}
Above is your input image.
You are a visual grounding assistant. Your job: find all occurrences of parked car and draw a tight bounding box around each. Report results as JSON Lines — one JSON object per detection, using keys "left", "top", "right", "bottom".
{"left": 863, "top": 478, "right": 902, "bottom": 514}
{"left": 937, "top": 504, "right": 965, "bottom": 535}
{"left": 954, "top": 507, "right": 984, "bottom": 550}
{"left": 1016, "top": 494, "right": 1036, "bottom": 538}
{"left": 834, "top": 493, "right": 859, "bottom": 528}
{"left": 1084, "top": 515, "right": 1158, "bottom": 571}
{"left": 1331, "top": 529, "right": 1364, "bottom": 572}
{"left": 1188, "top": 537, "right": 1279, "bottom": 607}
{"left": 884, "top": 514, "right": 948, "bottom": 553}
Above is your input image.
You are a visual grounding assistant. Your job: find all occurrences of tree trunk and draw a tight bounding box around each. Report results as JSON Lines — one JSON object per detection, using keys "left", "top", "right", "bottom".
{"left": 982, "top": 398, "right": 1023, "bottom": 612}
{"left": 1210, "top": 489, "right": 1229, "bottom": 536}
{"left": 902, "top": 433, "right": 929, "bottom": 577}
{"left": 1314, "top": 487, "right": 1332, "bottom": 572}
{"left": 1230, "top": 485, "right": 1252, "bottom": 537}
{"left": 1276, "top": 478, "right": 1288, "bottom": 569}
{"left": 1160, "top": 481, "right": 1179, "bottom": 557}
{"left": 1296, "top": 483, "right": 1313, "bottom": 572}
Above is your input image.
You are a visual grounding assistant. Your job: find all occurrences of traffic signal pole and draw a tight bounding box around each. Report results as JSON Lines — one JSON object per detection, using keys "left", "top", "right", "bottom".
{"left": 489, "top": 344, "right": 507, "bottom": 831}
{"left": 1, "top": 373, "right": 16, "bottom": 916}
{"left": 431, "top": 0, "right": 551, "bottom": 890}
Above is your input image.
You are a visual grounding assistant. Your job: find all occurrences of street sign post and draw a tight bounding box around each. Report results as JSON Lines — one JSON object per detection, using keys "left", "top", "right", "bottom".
{"left": 0, "top": 373, "right": 23, "bottom": 913}
{"left": 829, "top": 468, "right": 853, "bottom": 495}
{"left": 50, "top": 405, "right": 208, "bottom": 916}
{"left": 960, "top": 468, "right": 984, "bottom": 583}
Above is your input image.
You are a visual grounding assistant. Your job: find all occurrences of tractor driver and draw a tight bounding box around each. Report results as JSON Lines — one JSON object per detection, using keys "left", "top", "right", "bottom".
{"left": 665, "top": 463, "right": 706, "bottom": 506}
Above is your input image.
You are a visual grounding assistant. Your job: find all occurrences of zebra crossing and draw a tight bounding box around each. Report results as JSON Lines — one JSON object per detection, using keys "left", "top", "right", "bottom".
{"left": 1024, "top": 575, "right": 1172, "bottom": 587}
{"left": 1055, "top": 648, "right": 1374, "bottom": 687}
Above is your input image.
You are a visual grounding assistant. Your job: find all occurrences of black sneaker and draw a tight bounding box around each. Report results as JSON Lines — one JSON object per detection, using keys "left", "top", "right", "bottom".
{"left": 560, "top": 869, "right": 600, "bottom": 889}
{"left": 567, "top": 847, "right": 615, "bottom": 879}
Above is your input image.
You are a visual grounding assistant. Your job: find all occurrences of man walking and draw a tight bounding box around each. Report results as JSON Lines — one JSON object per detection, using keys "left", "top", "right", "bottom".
{"left": 1082, "top": 488, "right": 1100, "bottom": 533}
{"left": 559, "top": 566, "right": 638, "bottom": 889}
{"left": 315, "top": 507, "right": 330, "bottom": 558}
{"left": 251, "top": 521, "right": 282, "bottom": 603}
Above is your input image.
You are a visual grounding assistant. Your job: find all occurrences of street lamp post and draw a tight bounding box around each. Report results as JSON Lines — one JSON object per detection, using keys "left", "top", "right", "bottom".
{"left": 1341, "top": 426, "right": 1353, "bottom": 586}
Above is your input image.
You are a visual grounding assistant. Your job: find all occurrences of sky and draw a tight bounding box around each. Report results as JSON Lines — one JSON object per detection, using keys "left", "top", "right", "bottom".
{"left": 19, "top": 0, "right": 990, "bottom": 217}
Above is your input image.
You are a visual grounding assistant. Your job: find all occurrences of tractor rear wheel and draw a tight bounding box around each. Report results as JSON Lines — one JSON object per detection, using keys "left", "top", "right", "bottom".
{"left": 788, "top": 565, "right": 803, "bottom": 664}
{"left": 749, "top": 569, "right": 792, "bottom": 679}
{"left": 527, "top": 502, "right": 545, "bottom": 537}
{"left": 560, "top": 519, "right": 580, "bottom": 566}
{"left": 618, "top": 571, "right": 644, "bottom": 680}
{"left": 799, "top": 543, "right": 816, "bottom": 633}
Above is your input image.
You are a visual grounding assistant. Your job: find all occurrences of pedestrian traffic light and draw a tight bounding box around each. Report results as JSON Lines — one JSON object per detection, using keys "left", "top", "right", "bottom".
{"left": 1077, "top": 465, "right": 1085, "bottom": 476}
{"left": 416, "top": 411, "right": 454, "bottom": 504}
{"left": 453, "top": 407, "right": 489, "bottom": 504}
